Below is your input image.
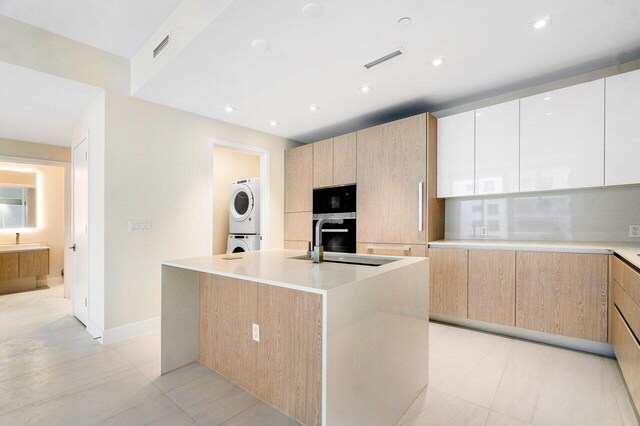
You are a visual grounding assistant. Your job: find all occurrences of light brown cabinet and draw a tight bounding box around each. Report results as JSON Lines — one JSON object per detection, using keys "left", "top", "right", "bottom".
{"left": 285, "top": 144, "right": 313, "bottom": 213}
{"left": 19, "top": 249, "right": 49, "bottom": 278}
{"left": 313, "top": 138, "right": 333, "bottom": 188}
{"left": 198, "top": 273, "right": 322, "bottom": 426}
{"left": 284, "top": 212, "right": 312, "bottom": 243}
{"left": 312, "top": 133, "right": 356, "bottom": 189}
{"left": 0, "top": 253, "right": 19, "bottom": 281}
{"left": 515, "top": 252, "right": 608, "bottom": 342}
{"left": 429, "top": 248, "right": 468, "bottom": 317}
{"left": 612, "top": 307, "right": 640, "bottom": 411}
{"left": 468, "top": 250, "right": 516, "bottom": 326}
{"left": 356, "top": 114, "right": 428, "bottom": 245}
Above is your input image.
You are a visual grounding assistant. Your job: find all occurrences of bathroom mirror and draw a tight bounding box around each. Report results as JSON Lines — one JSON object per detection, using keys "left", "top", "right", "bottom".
{"left": 0, "top": 170, "right": 37, "bottom": 229}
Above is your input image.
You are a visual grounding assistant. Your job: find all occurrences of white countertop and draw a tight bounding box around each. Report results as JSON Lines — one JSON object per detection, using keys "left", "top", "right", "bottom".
{"left": 0, "top": 243, "right": 49, "bottom": 253}
{"left": 428, "top": 240, "right": 640, "bottom": 269}
{"left": 162, "top": 249, "right": 424, "bottom": 294}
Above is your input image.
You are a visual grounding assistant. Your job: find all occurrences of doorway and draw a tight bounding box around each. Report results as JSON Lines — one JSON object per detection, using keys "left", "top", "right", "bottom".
{"left": 72, "top": 138, "right": 89, "bottom": 324}
{"left": 210, "top": 140, "right": 269, "bottom": 255}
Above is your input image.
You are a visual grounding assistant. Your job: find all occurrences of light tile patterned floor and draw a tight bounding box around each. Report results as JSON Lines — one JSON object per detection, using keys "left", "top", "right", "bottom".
{"left": 0, "top": 285, "right": 637, "bottom": 425}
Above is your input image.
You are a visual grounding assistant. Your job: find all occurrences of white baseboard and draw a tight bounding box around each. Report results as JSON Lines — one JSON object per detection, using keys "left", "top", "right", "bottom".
{"left": 100, "top": 316, "right": 160, "bottom": 345}
{"left": 85, "top": 320, "right": 103, "bottom": 340}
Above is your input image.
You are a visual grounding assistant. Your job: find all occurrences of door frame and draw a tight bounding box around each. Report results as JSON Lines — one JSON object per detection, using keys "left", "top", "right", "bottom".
{"left": 71, "top": 134, "right": 90, "bottom": 324}
{"left": 209, "top": 138, "right": 270, "bottom": 251}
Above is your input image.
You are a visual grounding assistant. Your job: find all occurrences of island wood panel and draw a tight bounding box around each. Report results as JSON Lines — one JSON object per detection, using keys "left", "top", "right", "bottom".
{"left": 333, "top": 132, "right": 356, "bottom": 186}
{"left": 426, "top": 113, "right": 445, "bottom": 243}
{"left": 429, "top": 248, "right": 468, "bottom": 317}
{"left": 0, "top": 253, "right": 19, "bottom": 281}
{"left": 613, "top": 280, "right": 640, "bottom": 341}
{"left": 468, "top": 250, "right": 516, "bottom": 326}
{"left": 285, "top": 144, "right": 313, "bottom": 213}
{"left": 256, "top": 283, "right": 323, "bottom": 426}
{"left": 18, "top": 249, "right": 49, "bottom": 278}
{"left": 284, "top": 212, "right": 312, "bottom": 242}
{"left": 356, "top": 114, "right": 427, "bottom": 245}
{"left": 516, "top": 252, "right": 608, "bottom": 342}
{"left": 284, "top": 240, "right": 309, "bottom": 251}
{"left": 611, "top": 307, "right": 640, "bottom": 411}
{"left": 198, "top": 273, "right": 258, "bottom": 392}
{"left": 356, "top": 243, "right": 426, "bottom": 257}
{"left": 313, "top": 138, "right": 333, "bottom": 188}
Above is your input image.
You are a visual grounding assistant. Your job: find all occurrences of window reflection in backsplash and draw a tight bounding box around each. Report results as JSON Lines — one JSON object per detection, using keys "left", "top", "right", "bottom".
{"left": 445, "top": 185, "right": 640, "bottom": 242}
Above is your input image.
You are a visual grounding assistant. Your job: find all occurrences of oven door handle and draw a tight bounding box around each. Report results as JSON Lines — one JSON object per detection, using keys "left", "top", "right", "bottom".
{"left": 321, "top": 229, "right": 349, "bottom": 233}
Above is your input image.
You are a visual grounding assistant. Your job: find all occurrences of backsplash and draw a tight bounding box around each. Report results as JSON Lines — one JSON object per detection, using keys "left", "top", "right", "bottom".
{"left": 445, "top": 185, "right": 640, "bottom": 242}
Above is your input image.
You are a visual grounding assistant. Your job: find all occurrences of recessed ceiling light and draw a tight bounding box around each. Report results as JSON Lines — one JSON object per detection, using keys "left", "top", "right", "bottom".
{"left": 545, "top": 112, "right": 553, "bottom": 116}
{"left": 251, "top": 39, "right": 270, "bottom": 51}
{"left": 543, "top": 96, "right": 551, "bottom": 101}
{"left": 532, "top": 16, "right": 551, "bottom": 30}
{"left": 224, "top": 105, "right": 236, "bottom": 112}
{"left": 432, "top": 57, "right": 446, "bottom": 67}
{"left": 309, "top": 104, "right": 319, "bottom": 111}
{"left": 397, "top": 17, "right": 412, "bottom": 27}
{"left": 269, "top": 120, "right": 279, "bottom": 126}
{"left": 360, "top": 85, "right": 373, "bottom": 93}
{"left": 302, "top": 3, "right": 323, "bottom": 18}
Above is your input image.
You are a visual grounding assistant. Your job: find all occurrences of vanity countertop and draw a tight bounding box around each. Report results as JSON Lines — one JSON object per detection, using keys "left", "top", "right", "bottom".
{"left": 0, "top": 244, "right": 50, "bottom": 253}
{"left": 428, "top": 240, "right": 640, "bottom": 269}
{"left": 162, "top": 249, "right": 424, "bottom": 294}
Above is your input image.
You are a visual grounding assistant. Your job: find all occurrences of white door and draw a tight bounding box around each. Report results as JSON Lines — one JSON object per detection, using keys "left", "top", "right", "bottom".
{"left": 72, "top": 138, "right": 89, "bottom": 325}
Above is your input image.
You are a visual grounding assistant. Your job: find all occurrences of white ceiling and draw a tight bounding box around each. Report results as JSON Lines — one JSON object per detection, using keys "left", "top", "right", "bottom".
{"left": 0, "top": 62, "right": 103, "bottom": 146}
{"left": 133, "top": 0, "right": 640, "bottom": 142}
{"left": 0, "top": 0, "right": 183, "bottom": 58}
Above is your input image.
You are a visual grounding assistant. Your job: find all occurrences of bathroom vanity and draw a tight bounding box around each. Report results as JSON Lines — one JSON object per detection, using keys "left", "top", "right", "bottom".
{"left": 0, "top": 244, "right": 50, "bottom": 295}
{"left": 160, "top": 250, "right": 429, "bottom": 426}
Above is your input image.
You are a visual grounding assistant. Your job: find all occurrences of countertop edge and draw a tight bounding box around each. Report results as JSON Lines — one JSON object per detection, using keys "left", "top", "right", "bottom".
{"left": 0, "top": 246, "right": 50, "bottom": 254}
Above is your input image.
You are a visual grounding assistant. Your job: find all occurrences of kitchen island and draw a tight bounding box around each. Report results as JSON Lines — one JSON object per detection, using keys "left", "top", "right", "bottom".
{"left": 161, "top": 250, "right": 429, "bottom": 426}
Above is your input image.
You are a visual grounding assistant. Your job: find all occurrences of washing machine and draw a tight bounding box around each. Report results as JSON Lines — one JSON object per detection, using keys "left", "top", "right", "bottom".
{"left": 229, "top": 178, "right": 260, "bottom": 235}
{"left": 226, "top": 234, "right": 261, "bottom": 254}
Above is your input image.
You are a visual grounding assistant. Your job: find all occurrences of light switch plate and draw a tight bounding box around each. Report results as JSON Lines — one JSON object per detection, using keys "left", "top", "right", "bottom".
{"left": 629, "top": 225, "right": 640, "bottom": 238}
{"left": 252, "top": 323, "right": 260, "bottom": 342}
{"left": 480, "top": 226, "right": 488, "bottom": 237}
{"left": 128, "top": 220, "right": 152, "bottom": 232}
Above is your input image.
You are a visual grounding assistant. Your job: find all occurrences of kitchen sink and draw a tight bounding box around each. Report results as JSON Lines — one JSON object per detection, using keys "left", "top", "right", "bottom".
{"left": 288, "top": 254, "right": 396, "bottom": 267}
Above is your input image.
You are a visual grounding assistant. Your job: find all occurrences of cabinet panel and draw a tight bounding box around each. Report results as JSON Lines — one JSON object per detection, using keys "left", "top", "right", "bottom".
{"left": 520, "top": 80, "right": 605, "bottom": 192}
{"left": 285, "top": 145, "right": 313, "bottom": 212}
{"left": 356, "top": 243, "right": 425, "bottom": 257}
{"left": 429, "top": 248, "right": 468, "bottom": 317}
{"left": 515, "top": 252, "right": 607, "bottom": 342}
{"left": 475, "top": 100, "right": 520, "bottom": 195}
{"left": 605, "top": 69, "right": 640, "bottom": 186}
{"left": 256, "top": 283, "right": 322, "bottom": 426}
{"left": 199, "top": 274, "right": 258, "bottom": 392}
{"left": 611, "top": 307, "right": 640, "bottom": 411}
{"left": 333, "top": 132, "right": 356, "bottom": 186}
{"left": 19, "top": 249, "right": 49, "bottom": 278}
{"left": 357, "top": 114, "right": 426, "bottom": 244}
{"left": 468, "top": 250, "right": 516, "bottom": 326}
{"left": 0, "top": 253, "right": 19, "bottom": 281}
{"left": 313, "top": 138, "right": 333, "bottom": 188}
{"left": 613, "top": 280, "right": 640, "bottom": 342}
{"left": 437, "top": 111, "right": 475, "bottom": 197}
{"left": 284, "top": 212, "right": 312, "bottom": 242}
{"left": 284, "top": 240, "right": 309, "bottom": 251}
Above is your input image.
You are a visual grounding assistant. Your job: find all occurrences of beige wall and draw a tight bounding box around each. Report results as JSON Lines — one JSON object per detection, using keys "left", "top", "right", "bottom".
{"left": 0, "top": 161, "right": 65, "bottom": 279}
{"left": 0, "top": 137, "right": 71, "bottom": 163}
{"left": 212, "top": 147, "right": 260, "bottom": 255}
{"left": 0, "top": 16, "right": 301, "bottom": 332}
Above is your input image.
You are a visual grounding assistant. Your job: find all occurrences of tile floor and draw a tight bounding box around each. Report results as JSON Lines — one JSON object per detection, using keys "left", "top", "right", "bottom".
{"left": 0, "top": 284, "right": 637, "bottom": 425}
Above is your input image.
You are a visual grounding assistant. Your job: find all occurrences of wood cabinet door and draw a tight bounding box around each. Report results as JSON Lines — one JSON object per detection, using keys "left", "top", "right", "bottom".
{"left": 285, "top": 144, "right": 313, "bottom": 212}
{"left": 313, "top": 138, "right": 333, "bottom": 188}
{"left": 333, "top": 132, "right": 356, "bottom": 186}
{"left": 516, "top": 252, "right": 608, "bottom": 342}
{"left": 19, "top": 250, "right": 50, "bottom": 278}
{"left": 429, "top": 248, "right": 468, "bottom": 318}
{"left": 357, "top": 114, "right": 426, "bottom": 244}
{"left": 284, "top": 212, "right": 312, "bottom": 242}
{"left": 0, "top": 253, "right": 19, "bottom": 281}
{"left": 468, "top": 250, "right": 516, "bottom": 326}
{"left": 256, "top": 283, "right": 322, "bottom": 426}
{"left": 611, "top": 307, "right": 640, "bottom": 410}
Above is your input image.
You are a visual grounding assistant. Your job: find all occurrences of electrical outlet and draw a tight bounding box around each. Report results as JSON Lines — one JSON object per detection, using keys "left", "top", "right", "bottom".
{"left": 630, "top": 225, "right": 640, "bottom": 238}
{"left": 480, "top": 226, "right": 488, "bottom": 237}
{"left": 252, "top": 323, "right": 260, "bottom": 342}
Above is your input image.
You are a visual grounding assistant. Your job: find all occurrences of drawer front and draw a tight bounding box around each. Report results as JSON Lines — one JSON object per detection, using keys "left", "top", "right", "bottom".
{"left": 612, "top": 255, "right": 625, "bottom": 286}
{"left": 623, "top": 260, "right": 640, "bottom": 307}
{"left": 613, "top": 280, "right": 640, "bottom": 342}
{"left": 611, "top": 307, "right": 640, "bottom": 411}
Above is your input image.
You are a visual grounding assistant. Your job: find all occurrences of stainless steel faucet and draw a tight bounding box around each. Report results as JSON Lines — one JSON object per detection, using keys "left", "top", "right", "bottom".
{"left": 15, "top": 233, "right": 20, "bottom": 245}
{"left": 311, "top": 218, "right": 343, "bottom": 263}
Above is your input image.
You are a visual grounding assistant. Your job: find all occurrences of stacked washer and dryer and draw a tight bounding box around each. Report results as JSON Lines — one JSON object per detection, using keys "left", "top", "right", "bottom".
{"left": 226, "top": 178, "right": 261, "bottom": 254}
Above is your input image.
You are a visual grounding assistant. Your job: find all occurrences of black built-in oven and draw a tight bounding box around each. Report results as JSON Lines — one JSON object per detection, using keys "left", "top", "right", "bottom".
{"left": 312, "top": 185, "right": 356, "bottom": 253}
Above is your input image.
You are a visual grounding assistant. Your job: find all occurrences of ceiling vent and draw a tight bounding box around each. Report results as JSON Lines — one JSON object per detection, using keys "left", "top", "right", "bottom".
{"left": 364, "top": 48, "right": 405, "bottom": 69}
{"left": 153, "top": 34, "right": 171, "bottom": 61}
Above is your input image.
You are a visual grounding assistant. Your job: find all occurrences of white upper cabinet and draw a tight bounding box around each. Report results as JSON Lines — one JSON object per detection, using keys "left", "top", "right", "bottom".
{"left": 437, "top": 111, "right": 475, "bottom": 197}
{"left": 475, "top": 100, "right": 520, "bottom": 195}
{"left": 519, "top": 80, "right": 605, "bottom": 192}
{"left": 605, "top": 69, "right": 640, "bottom": 186}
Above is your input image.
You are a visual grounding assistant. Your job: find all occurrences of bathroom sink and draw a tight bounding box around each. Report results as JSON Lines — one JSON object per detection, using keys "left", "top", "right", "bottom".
{"left": 289, "top": 254, "right": 396, "bottom": 267}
